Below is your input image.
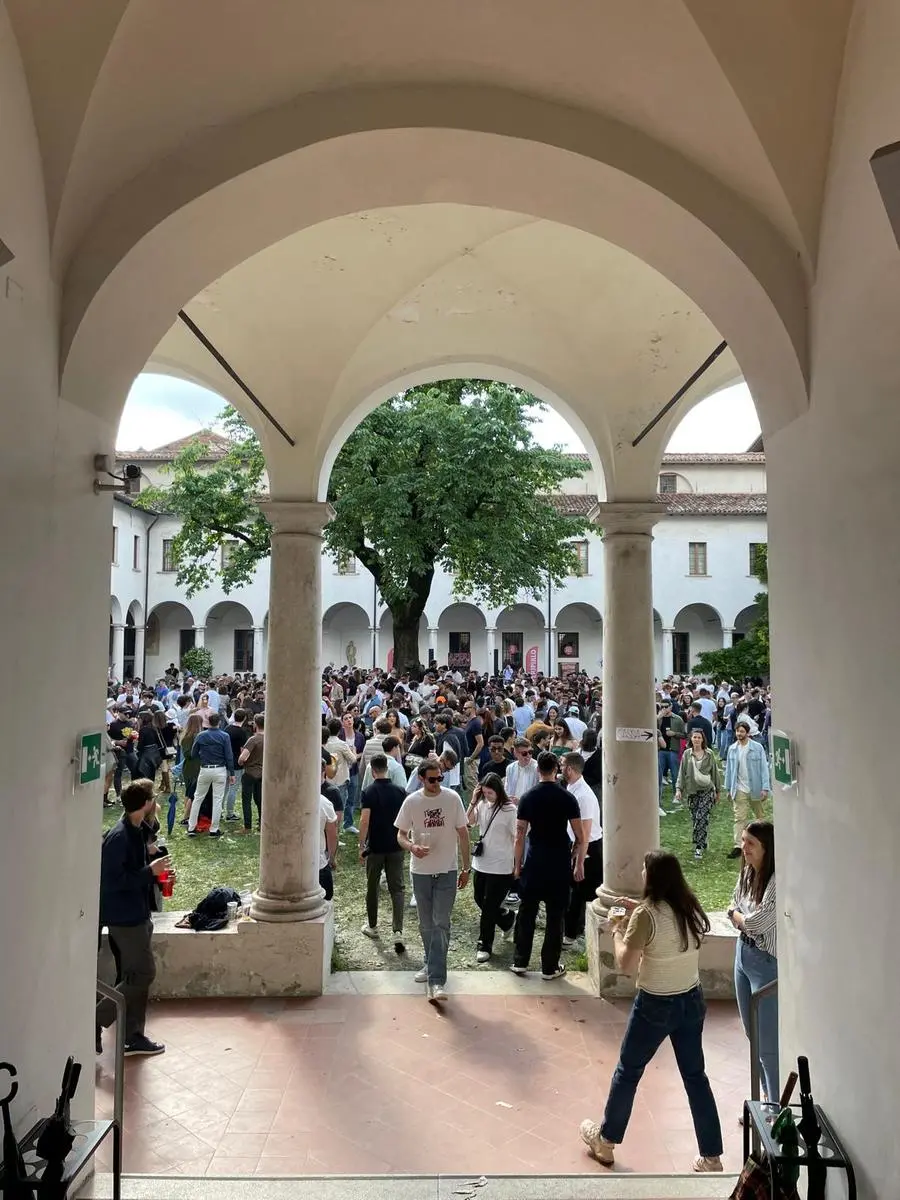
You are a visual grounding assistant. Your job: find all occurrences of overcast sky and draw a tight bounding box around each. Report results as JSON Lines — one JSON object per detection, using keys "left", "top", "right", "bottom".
{"left": 117, "top": 373, "right": 760, "bottom": 455}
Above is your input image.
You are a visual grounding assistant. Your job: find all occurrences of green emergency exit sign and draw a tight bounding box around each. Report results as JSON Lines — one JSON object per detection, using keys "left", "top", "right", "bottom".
{"left": 78, "top": 731, "right": 103, "bottom": 785}
{"left": 772, "top": 730, "right": 795, "bottom": 788}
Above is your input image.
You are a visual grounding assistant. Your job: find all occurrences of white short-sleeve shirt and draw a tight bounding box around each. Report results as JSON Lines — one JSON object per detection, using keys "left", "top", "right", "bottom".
{"left": 394, "top": 787, "right": 468, "bottom": 875}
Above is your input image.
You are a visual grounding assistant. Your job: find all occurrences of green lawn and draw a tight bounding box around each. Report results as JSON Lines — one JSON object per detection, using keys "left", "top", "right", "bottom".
{"left": 103, "top": 786, "right": 769, "bottom": 971}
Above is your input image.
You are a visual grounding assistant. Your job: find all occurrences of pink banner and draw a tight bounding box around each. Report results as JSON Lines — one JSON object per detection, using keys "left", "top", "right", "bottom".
{"left": 387, "top": 647, "right": 394, "bottom": 673}
{"left": 525, "top": 645, "right": 539, "bottom": 675}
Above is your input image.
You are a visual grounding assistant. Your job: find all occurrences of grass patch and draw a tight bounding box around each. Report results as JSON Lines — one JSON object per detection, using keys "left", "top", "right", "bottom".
{"left": 104, "top": 785, "right": 770, "bottom": 971}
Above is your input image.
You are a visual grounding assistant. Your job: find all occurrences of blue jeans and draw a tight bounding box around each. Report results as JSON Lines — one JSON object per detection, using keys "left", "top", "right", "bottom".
{"left": 602, "top": 986, "right": 723, "bottom": 1157}
{"left": 411, "top": 870, "right": 458, "bottom": 987}
{"left": 658, "top": 750, "right": 679, "bottom": 796}
{"left": 716, "top": 728, "right": 731, "bottom": 757}
{"left": 337, "top": 781, "right": 354, "bottom": 828}
{"left": 734, "top": 938, "right": 779, "bottom": 1103}
{"left": 224, "top": 768, "right": 243, "bottom": 818}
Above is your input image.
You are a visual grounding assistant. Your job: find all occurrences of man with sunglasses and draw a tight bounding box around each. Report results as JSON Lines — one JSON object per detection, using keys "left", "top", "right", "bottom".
{"left": 394, "top": 760, "right": 471, "bottom": 1004}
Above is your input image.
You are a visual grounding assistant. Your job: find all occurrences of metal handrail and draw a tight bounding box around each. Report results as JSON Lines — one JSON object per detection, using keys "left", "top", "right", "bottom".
{"left": 749, "top": 977, "right": 778, "bottom": 1102}
{"left": 96, "top": 979, "right": 125, "bottom": 1131}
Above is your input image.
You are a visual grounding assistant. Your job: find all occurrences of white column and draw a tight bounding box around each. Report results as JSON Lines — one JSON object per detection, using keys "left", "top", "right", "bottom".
{"left": 662, "top": 627, "right": 675, "bottom": 677}
{"left": 595, "top": 502, "right": 663, "bottom": 909}
{"left": 545, "top": 626, "right": 556, "bottom": 677}
{"left": 723, "top": 627, "right": 735, "bottom": 648}
{"left": 369, "top": 626, "right": 379, "bottom": 669}
{"left": 111, "top": 623, "right": 125, "bottom": 681}
{"left": 251, "top": 501, "right": 333, "bottom": 923}
{"left": 253, "top": 626, "right": 266, "bottom": 673}
{"left": 193, "top": 626, "right": 205, "bottom": 648}
{"left": 133, "top": 625, "right": 146, "bottom": 681}
{"left": 485, "top": 626, "right": 496, "bottom": 674}
{"left": 427, "top": 626, "right": 438, "bottom": 664}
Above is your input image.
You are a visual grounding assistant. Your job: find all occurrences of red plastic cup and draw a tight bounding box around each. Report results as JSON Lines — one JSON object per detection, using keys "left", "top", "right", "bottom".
{"left": 158, "top": 869, "right": 174, "bottom": 899}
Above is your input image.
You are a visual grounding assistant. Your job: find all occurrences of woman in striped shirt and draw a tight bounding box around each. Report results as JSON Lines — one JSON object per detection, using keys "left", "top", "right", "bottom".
{"left": 728, "top": 819, "right": 778, "bottom": 1103}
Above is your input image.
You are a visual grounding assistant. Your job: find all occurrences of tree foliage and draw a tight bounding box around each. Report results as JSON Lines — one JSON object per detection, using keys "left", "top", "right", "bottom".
{"left": 137, "top": 381, "right": 590, "bottom": 668}
{"left": 695, "top": 544, "right": 769, "bottom": 680}
{"left": 180, "top": 645, "right": 214, "bottom": 678}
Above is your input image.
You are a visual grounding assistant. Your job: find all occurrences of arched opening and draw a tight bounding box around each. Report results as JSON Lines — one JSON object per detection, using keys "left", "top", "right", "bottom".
{"left": 437, "top": 603, "right": 488, "bottom": 673}
{"left": 673, "top": 603, "right": 725, "bottom": 673}
{"left": 496, "top": 603, "right": 546, "bottom": 675}
{"left": 377, "top": 609, "right": 429, "bottom": 674}
{"left": 145, "top": 601, "right": 196, "bottom": 679}
{"left": 123, "top": 601, "right": 144, "bottom": 679}
{"left": 553, "top": 602, "right": 603, "bottom": 677}
{"left": 734, "top": 603, "right": 762, "bottom": 641}
{"left": 204, "top": 600, "right": 256, "bottom": 674}
{"left": 321, "top": 602, "right": 373, "bottom": 671}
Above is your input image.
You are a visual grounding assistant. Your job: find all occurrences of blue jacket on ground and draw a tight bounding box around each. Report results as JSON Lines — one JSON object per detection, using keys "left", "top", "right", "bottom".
{"left": 724, "top": 737, "right": 770, "bottom": 798}
{"left": 190, "top": 728, "right": 235, "bottom": 771}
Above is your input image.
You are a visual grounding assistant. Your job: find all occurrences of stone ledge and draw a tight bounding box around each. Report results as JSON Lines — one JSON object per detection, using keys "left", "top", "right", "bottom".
{"left": 587, "top": 907, "right": 737, "bottom": 999}
{"left": 102, "top": 909, "right": 334, "bottom": 998}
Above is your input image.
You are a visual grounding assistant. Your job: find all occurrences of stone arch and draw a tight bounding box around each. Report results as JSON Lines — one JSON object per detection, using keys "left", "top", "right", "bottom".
{"left": 321, "top": 602, "right": 373, "bottom": 671}
{"left": 145, "top": 602, "right": 197, "bottom": 678}
{"left": 203, "top": 600, "right": 255, "bottom": 674}
{"left": 125, "top": 598, "right": 143, "bottom": 624}
{"left": 62, "top": 106, "right": 808, "bottom": 481}
{"left": 673, "top": 602, "right": 725, "bottom": 672}
{"left": 496, "top": 602, "right": 546, "bottom": 674}
{"left": 733, "top": 603, "right": 762, "bottom": 636}
{"left": 110, "top": 595, "right": 123, "bottom": 624}
{"left": 436, "top": 602, "right": 488, "bottom": 673}
{"left": 553, "top": 602, "right": 603, "bottom": 676}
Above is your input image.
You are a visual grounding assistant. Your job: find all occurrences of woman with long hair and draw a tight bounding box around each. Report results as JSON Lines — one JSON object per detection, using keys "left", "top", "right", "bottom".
{"left": 178, "top": 712, "right": 204, "bottom": 823}
{"left": 406, "top": 718, "right": 435, "bottom": 760}
{"left": 728, "top": 819, "right": 778, "bottom": 1103}
{"left": 675, "top": 729, "right": 722, "bottom": 860}
{"left": 466, "top": 773, "right": 518, "bottom": 962}
{"left": 580, "top": 851, "right": 723, "bottom": 1173}
{"left": 551, "top": 718, "right": 578, "bottom": 756}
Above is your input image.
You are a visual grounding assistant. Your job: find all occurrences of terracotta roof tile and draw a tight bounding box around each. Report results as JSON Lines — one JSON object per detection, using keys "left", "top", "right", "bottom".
{"left": 116, "top": 430, "right": 230, "bottom": 461}
{"left": 546, "top": 493, "right": 599, "bottom": 517}
{"left": 664, "top": 492, "right": 767, "bottom": 516}
{"left": 660, "top": 452, "right": 765, "bottom": 464}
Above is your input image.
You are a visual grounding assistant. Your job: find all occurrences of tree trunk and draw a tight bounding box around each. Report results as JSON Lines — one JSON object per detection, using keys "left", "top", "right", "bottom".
{"left": 392, "top": 619, "right": 422, "bottom": 678}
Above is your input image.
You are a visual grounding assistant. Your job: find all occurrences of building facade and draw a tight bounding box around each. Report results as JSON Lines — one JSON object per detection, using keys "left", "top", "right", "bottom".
{"left": 112, "top": 440, "right": 767, "bottom": 681}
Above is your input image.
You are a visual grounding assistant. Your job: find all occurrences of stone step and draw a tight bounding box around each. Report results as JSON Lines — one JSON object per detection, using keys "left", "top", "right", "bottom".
{"left": 82, "top": 1171, "right": 739, "bottom": 1200}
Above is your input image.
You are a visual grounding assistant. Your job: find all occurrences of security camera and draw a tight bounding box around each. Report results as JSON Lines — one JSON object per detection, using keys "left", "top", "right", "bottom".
{"left": 123, "top": 463, "right": 142, "bottom": 495}
{"left": 92, "top": 456, "right": 143, "bottom": 495}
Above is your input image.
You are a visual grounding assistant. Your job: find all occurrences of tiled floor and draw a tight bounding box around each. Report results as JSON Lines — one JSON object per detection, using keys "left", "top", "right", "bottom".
{"left": 95, "top": 990, "right": 749, "bottom": 1178}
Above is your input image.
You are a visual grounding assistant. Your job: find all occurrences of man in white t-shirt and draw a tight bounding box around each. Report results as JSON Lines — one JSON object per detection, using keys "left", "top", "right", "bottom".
{"left": 204, "top": 684, "right": 221, "bottom": 714}
{"left": 504, "top": 740, "right": 539, "bottom": 803}
{"left": 561, "top": 752, "right": 603, "bottom": 946}
{"left": 394, "top": 761, "right": 471, "bottom": 1004}
{"left": 695, "top": 687, "right": 716, "bottom": 723}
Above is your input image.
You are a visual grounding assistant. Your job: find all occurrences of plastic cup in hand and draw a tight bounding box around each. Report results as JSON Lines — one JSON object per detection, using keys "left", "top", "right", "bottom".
{"left": 158, "top": 869, "right": 175, "bottom": 899}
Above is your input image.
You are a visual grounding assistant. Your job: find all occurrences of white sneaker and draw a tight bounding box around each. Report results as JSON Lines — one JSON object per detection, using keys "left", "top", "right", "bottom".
{"left": 414, "top": 967, "right": 428, "bottom": 983}
{"left": 658, "top": 806, "right": 668, "bottom": 817}
{"left": 476, "top": 949, "right": 491, "bottom": 963}
{"left": 428, "top": 985, "right": 448, "bottom": 1004}
{"left": 542, "top": 964, "right": 567, "bottom": 981}
{"left": 361, "top": 924, "right": 379, "bottom": 938}
{"left": 510, "top": 964, "right": 527, "bottom": 976}
{"left": 580, "top": 1120, "right": 615, "bottom": 1166}
{"left": 562, "top": 936, "right": 576, "bottom": 949}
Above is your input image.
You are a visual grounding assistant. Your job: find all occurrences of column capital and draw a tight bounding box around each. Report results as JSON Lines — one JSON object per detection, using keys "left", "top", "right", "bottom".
{"left": 192, "top": 625, "right": 205, "bottom": 632}
{"left": 596, "top": 501, "right": 666, "bottom": 537}
{"left": 111, "top": 622, "right": 125, "bottom": 631}
{"left": 259, "top": 499, "right": 334, "bottom": 536}
{"left": 485, "top": 625, "right": 497, "bottom": 634}
{"left": 427, "top": 626, "right": 439, "bottom": 633}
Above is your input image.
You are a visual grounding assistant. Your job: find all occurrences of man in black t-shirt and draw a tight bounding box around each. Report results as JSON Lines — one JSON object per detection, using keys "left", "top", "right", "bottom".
{"left": 224, "top": 709, "right": 251, "bottom": 821}
{"left": 358, "top": 754, "right": 407, "bottom": 953}
{"left": 511, "top": 751, "right": 586, "bottom": 980}
{"left": 684, "top": 702, "right": 714, "bottom": 749}
{"left": 108, "top": 708, "right": 138, "bottom": 797}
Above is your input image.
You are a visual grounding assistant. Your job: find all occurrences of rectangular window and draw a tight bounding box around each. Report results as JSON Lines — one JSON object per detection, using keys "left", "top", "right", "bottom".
{"left": 688, "top": 541, "right": 708, "bottom": 576}
{"left": 658, "top": 473, "right": 678, "bottom": 494}
{"left": 337, "top": 553, "right": 357, "bottom": 575}
{"left": 447, "top": 631, "right": 471, "bottom": 672}
{"left": 221, "top": 540, "right": 238, "bottom": 569}
{"left": 179, "top": 628, "right": 196, "bottom": 662}
{"left": 234, "top": 628, "right": 254, "bottom": 672}
{"left": 749, "top": 542, "right": 766, "bottom": 575}
{"left": 570, "top": 540, "right": 589, "bottom": 576}
{"left": 161, "top": 539, "right": 175, "bottom": 572}
{"left": 673, "top": 632, "right": 691, "bottom": 675}
{"left": 502, "top": 631, "right": 523, "bottom": 666}
{"left": 132, "top": 535, "right": 140, "bottom": 570}
{"left": 112, "top": 526, "right": 118, "bottom": 564}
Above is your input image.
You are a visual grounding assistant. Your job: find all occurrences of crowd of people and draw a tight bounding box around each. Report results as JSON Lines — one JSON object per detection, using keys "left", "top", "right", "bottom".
{"left": 99, "top": 660, "right": 778, "bottom": 1174}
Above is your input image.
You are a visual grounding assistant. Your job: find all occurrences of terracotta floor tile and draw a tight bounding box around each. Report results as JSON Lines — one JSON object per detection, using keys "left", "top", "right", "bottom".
{"left": 225, "top": 1110, "right": 277, "bottom": 1135}
{"left": 235, "top": 1088, "right": 286, "bottom": 1113}
{"left": 206, "top": 1155, "right": 261, "bottom": 1176}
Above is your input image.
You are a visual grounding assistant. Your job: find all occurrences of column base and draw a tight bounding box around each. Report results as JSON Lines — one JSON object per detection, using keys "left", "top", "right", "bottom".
{"left": 592, "top": 882, "right": 642, "bottom": 917}
{"left": 147, "top": 907, "right": 334, "bottom": 997}
{"left": 251, "top": 886, "right": 328, "bottom": 923}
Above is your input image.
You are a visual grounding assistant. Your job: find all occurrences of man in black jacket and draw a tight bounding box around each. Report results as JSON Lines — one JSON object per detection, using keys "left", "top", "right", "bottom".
{"left": 358, "top": 754, "right": 407, "bottom": 953}
{"left": 99, "top": 779, "right": 173, "bottom": 1056}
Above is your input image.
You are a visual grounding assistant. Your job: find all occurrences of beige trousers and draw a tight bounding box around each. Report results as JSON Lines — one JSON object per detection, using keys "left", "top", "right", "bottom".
{"left": 732, "top": 791, "right": 765, "bottom": 847}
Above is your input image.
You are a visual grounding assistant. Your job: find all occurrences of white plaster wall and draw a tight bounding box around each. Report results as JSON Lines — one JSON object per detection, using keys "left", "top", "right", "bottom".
{"left": 769, "top": 6, "right": 900, "bottom": 1195}
{"left": 145, "top": 611, "right": 193, "bottom": 681}
{"left": 322, "top": 604, "right": 371, "bottom": 669}
{"left": 110, "top": 500, "right": 150, "bottom": 622}
{"left": 0, "top": 12, "right": 106, "bottom": 1129}
{"left": 651, "top": 517, "right": 768, "bottom": 627}
{"left": 669, "top": 463, "right": 767, "bottom": 492}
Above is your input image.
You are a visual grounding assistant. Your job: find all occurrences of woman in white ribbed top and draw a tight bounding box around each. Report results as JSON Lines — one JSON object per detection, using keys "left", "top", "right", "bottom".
{"left": 580, "top": 851, "right": 724, "bottom": 1174}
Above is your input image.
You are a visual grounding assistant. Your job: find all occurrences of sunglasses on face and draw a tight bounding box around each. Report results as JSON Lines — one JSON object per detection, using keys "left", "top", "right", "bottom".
{"left": 424, "top": 774, "right": 443, "bottom": 783}
{"left": 518, "top": 750, "right": 532, "bottom": 757}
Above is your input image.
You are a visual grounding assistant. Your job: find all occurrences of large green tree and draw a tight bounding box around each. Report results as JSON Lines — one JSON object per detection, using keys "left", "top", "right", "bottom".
{"left": 695, "top": 544, "right": 769, "bottom": 680}
{"left": 137, "top": 380, "right": 590, "bottom": 672}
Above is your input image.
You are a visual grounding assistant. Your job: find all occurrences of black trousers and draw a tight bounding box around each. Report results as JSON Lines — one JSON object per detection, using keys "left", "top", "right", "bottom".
{"left": 241, "top": 773, "right": 263, "bottom": 829}
{"left": 565, "top": 838, "right": 604, "bottom": 939}
{"left": 113, "top": 750, "right": 138, "bottom": 795}
{"left": 319, "top": 864, "right": 334, "bottom": 901}
{"left": 100, "top": 919, "right": 156, "bottom": 1041}
{"left": 513, "top": 870, "right": 569, "bottom": 974}
{"left": 473, "top": 870, "right": 516, "bottom": 953}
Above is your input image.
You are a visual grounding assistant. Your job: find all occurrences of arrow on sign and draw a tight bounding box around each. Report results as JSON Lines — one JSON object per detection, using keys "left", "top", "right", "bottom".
{"left": 616, "top": 726, "right": 656, "bottom": 743}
